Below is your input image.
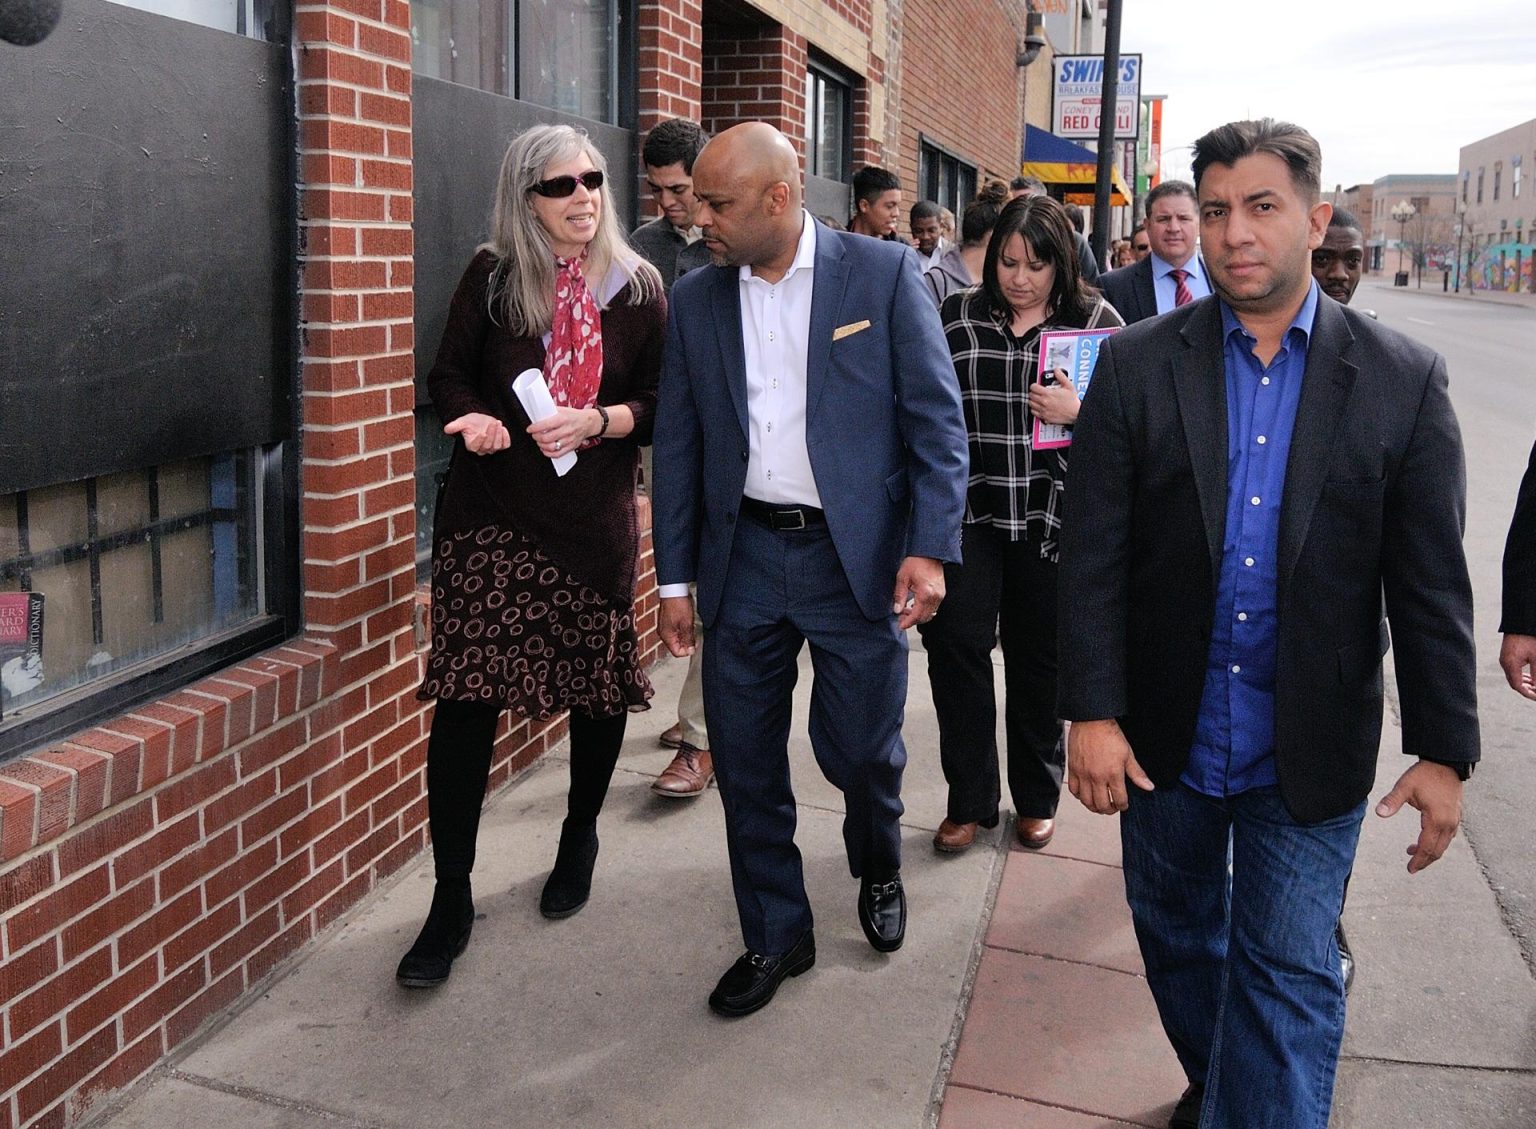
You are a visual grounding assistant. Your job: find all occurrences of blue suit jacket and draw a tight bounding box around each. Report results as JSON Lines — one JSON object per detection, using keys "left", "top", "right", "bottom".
{"left": 653, "top": 220, "right": 968, "bottom": 625}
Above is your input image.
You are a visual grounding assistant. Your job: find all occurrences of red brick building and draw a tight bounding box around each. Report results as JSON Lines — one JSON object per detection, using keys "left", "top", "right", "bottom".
{"left": 0, "top": 0, "right": 1039, "bottom": 1122}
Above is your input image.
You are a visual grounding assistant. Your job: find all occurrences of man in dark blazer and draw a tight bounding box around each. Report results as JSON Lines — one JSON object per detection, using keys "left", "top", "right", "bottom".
{"left": 1097, "top": 180, "right": 1211, "bottom": 323}
{"left": 652, "top": 123, "right": 968, "bottom": 1018}
{"left": 1500, "top": 440, "right": 1536, "bottom": 699}
{"left": 1059, "top": 119, "right": 1478, "bottom": 1129}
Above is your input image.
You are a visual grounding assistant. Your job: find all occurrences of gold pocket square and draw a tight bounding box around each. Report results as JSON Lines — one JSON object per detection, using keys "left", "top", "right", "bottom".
{"left": 833, "top": 319, "right": 871, "bottom": 341}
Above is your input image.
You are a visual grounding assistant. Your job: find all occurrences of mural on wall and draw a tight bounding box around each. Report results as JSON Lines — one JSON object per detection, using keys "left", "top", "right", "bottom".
{"left": 1464, "top": 238, "right": 1535, "bottom": 292}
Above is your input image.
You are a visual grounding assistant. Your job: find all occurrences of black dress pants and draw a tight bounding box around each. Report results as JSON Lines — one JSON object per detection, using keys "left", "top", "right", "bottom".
{"left": 426, "top": 698, "right": 627, "bottom": 884}
{"left": 917, "top": 523, "right": 1064, "bottom": 823}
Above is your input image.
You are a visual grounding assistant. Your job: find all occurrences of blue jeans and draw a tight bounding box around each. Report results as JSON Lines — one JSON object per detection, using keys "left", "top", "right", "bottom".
{"left": 1120, "top": 784, "right": 1364, "bottom": 1129}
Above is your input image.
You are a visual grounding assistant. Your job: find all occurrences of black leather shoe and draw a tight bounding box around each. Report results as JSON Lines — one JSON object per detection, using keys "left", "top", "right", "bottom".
{"left": 540, "top": 818, "right": 599, "bottom": 919}
{"left": 396, "top": 881, "right": 475, "bottom": 988}
{"left": 1337, "top": 920, "right": 1355, "bottom": 994}
{"left": 708, "top": 930, "right": 816, "bottom": 1018}
{"left": 1169, "top": 1081, "right": 1203, "bottom": 1129}
{"left": 858, "top": 870, "right": 906, "bottom": 952}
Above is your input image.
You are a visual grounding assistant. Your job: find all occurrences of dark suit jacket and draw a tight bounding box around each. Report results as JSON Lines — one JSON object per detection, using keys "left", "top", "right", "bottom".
{"left": 652, "top": 220, "right": 968, "bottom": 625}
{"left": 1501, "top": 440, "right": 1536, "bottom": 634}
{"left": 1097, "top": 257, "right": 1156, "bottom": 323}
{"left": 1058, "top": 294, "right": 1479, "bottom": 822}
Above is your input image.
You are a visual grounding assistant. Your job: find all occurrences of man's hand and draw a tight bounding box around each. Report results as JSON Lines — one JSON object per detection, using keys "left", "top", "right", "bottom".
{"left": 444, "top": 412, "right": 510, "bottom": 455}
{"left": 892, "top": 556, "right": 945, "bottom": 630}
{"left": 1499, "top": 633, "right": 1536, "bottom": 700}
{"left": 1375, "top": 759, "right": 1464, "bottom": 874}
{"left": 659, "top": 595, "right": 697, "bottom": 658}
{"left": 1067, "top": 718, "right": 1154, "bottom": 814}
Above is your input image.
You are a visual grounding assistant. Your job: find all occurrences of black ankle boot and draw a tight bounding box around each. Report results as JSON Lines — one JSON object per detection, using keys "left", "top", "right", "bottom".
{"left": 396, "top": 881, "right": 475, "bottom": 988}
{"left": 540, "top": 819, "right": 599, "bottom": 919}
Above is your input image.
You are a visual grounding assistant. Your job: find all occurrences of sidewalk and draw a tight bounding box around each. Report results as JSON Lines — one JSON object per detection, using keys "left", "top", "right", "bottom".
{"left": 1359, "top": 271, "right": 1536, "bottom": 311}
{"left": 93, "top": 647, "right": 1536, "bottom": 1128}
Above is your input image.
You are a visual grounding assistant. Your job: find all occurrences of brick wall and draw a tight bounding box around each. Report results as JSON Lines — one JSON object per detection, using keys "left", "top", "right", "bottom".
{"left": 701, "top": 21, "right": 809, "bottom": 151}
{"left": 638, "top": 0, "right": 704, "bottom": 131}
{"left": 0, "top": 3, "right": 664, "bottom": 1126}
{"left": 889, "top": 0, "right": 1025, "bottom": 211}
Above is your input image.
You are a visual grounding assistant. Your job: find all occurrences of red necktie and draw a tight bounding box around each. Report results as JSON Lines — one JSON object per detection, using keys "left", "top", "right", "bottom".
{"left": 1171, "top": 268, "right": 1193, "bottom": 307}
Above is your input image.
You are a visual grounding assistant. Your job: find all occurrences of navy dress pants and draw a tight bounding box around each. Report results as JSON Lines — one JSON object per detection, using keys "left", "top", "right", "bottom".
{"left": 702, "top": 516, "right": 909, "bottom": 957}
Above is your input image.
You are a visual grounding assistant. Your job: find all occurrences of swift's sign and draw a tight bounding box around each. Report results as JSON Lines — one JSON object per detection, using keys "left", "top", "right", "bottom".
{"left": 1052, "top": 54, "right": 1142, "bottom": 141}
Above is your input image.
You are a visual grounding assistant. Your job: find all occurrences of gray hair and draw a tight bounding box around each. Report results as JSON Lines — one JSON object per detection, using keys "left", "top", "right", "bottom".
{"left": 485, "top": 123, "right": 661, "bottom": 335}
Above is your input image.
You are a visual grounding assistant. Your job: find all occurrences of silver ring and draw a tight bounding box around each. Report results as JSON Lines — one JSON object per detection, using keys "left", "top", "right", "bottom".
{"left": 555, "top": 440, "right": 563, "bottom": 450}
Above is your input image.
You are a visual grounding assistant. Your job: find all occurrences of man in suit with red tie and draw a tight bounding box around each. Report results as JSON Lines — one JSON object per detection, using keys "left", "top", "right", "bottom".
{"left": 652, "top": 122, "right": 968, "bottom": 1018}
{"left": 1098, "top": 180, "right": 1211, "bottom": 323}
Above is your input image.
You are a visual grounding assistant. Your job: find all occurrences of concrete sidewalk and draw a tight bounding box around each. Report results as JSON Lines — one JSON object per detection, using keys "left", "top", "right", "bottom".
{"left": 1359, "top": 272, "right": 1536, "bottom": 311}
{"left": 94, "top": 647, "right": 1536, "bottom": 1128}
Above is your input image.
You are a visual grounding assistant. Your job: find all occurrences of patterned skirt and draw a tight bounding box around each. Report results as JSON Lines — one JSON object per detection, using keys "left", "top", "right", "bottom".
{"left": 417, "top": 523, "right": 652, "bottom": 719}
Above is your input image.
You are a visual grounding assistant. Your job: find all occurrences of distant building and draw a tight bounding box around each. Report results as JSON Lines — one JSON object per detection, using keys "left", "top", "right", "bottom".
{"left": 1458, "top": 118, "right": 1536, "bottom": 292}
{"left": 1366, "top": 173, "right": 1458, "bottom": 278}
{"left": 1328, "top": 182, "right": 1375, "bottom": 246}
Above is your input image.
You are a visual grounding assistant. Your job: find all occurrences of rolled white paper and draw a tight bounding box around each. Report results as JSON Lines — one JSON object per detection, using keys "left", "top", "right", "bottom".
{"left": 512, "top": 367, "right": 578, "bottom": 476}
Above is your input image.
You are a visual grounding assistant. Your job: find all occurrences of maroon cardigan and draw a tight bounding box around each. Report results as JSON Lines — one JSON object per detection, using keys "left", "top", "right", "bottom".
{"left": 427, "top": 249, "right": 666, "bottom": 602}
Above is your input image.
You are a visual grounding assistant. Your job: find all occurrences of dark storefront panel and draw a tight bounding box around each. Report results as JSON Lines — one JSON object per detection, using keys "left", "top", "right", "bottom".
{"left": 0, "top": 0, "right": 293, "bottom": 496}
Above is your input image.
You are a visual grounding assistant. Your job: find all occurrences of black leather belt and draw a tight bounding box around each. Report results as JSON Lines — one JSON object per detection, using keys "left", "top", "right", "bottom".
{"left": 740, "top": 497, "right": 826, "bottom": 530}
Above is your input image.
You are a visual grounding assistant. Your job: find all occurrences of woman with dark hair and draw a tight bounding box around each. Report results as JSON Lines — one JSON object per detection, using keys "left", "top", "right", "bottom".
{"left": 397, "top": 123, "right": 665, "bottom": 988}
{"left": 920, "top": 194, "right": 1123, "bottom": 853}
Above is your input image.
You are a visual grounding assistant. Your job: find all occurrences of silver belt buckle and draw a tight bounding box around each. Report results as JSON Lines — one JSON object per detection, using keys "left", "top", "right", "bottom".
{"left": 780, "top": 508, "right": 806, "bottom": 531}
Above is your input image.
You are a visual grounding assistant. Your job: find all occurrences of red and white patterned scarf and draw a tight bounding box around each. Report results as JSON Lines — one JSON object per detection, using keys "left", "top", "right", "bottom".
{"left": 544, "top": 253, "right": 604, "bottom": 448}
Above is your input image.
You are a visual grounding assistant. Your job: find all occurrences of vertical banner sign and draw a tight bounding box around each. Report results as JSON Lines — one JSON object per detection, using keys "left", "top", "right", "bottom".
{"left": 1052, "top": 54, "right": 1142, "bottom": 141}
{"left": 1149, "top": 96, "right": 1164, "bottom": 187}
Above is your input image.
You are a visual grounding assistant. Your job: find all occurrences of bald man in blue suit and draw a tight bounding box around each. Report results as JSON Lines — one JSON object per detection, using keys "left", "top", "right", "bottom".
{"left": 653, "top": 123, "right": 968, "bottom": 1018}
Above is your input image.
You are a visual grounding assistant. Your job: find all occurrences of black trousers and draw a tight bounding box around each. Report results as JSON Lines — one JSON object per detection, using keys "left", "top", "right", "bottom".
{"left": 917, "top": 523, "right": 1064, "bottom": 823}
{"left": 425, "top": 699, "right": 627, "bottom": 884}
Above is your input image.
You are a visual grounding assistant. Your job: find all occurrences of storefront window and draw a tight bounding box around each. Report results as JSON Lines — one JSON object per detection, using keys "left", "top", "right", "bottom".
{"left": 1, "top": 454, "right": 261, "bottom": 735}
{"left": 412, "top": 0, "right": 620, "bottom": 123}
{"left": 519, "top": 0, "right": 616, "bottom": 121}
{"left": 104, "top": 0, "right": 273, "bottom": 38}
{"left": 806, "top": 63, "right": 851, "bottom": 183}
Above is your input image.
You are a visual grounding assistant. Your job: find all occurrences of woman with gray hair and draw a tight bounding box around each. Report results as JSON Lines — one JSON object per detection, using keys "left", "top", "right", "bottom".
{"left": 398, "top": 124, "right": 665, "bottom": 988}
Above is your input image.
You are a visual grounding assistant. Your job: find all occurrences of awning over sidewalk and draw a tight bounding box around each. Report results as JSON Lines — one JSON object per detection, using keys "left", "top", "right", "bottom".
{"left": 1022, "top": 124, "right": 1130, "bottom": 206}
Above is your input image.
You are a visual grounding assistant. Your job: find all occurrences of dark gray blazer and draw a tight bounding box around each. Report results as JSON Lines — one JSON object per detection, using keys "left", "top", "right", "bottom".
{"left": 1501, "top": 440, "right": 1536, "bottom": 634}
{"left": 1097, "top": 257, "right": 1158, "bottom": 323}
{"left": 1058, "top": 294, "right": 1479, "bottom": 821}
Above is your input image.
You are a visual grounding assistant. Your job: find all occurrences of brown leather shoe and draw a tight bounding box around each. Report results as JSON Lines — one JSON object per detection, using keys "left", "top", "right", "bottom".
{"left": 659, "top": 723, "right": 686, "bottom": 749}
{"left": 933, "top": 818, "right": 978, "bottom": 853}
{"left": 651, "top": 746, "right": 713, "bottom": 797}
{"left": 1015, "top": 816, "right": 1055, "bottom": 850}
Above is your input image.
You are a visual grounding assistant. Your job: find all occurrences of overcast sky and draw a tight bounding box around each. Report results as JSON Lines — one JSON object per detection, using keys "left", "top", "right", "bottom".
{"left": 1119, "top": 0, "right": 1536, "bottom": 191}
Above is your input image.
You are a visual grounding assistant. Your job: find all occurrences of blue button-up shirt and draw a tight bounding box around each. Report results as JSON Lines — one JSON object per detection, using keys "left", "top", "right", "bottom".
{"left": 1182, "top": 282, "right": 1319, "bottom": 797}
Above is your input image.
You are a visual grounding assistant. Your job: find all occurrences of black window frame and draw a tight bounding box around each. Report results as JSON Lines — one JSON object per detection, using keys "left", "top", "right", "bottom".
{"left": 918, "top": 135, "right": 978, "bottom": 218}
{"left": 806, "top": 56, "right": 854, "bottom": 184}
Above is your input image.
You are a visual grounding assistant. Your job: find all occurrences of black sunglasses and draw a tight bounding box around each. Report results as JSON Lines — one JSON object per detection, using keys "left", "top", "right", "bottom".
{"left": 530, "top": 169, "right": 604, "bottom": 198}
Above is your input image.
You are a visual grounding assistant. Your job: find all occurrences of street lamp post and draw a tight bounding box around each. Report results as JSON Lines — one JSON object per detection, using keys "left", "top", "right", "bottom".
{"left": 1390, "top": 200, "right": 1415, "bottom": 287}
{"left": 1454, "top": 212, "right": 1463, "bottom": 293}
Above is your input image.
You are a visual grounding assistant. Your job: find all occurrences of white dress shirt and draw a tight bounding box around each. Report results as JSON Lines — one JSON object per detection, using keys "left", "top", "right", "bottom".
{"left": 658, "top": 212, "right": 821, "bottom": 598}
{"left": 741, "top": 212, "right": 820, "bottom": 508}
{"left": 1151, "top": 252, "right": 1212, "bottom": 314}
